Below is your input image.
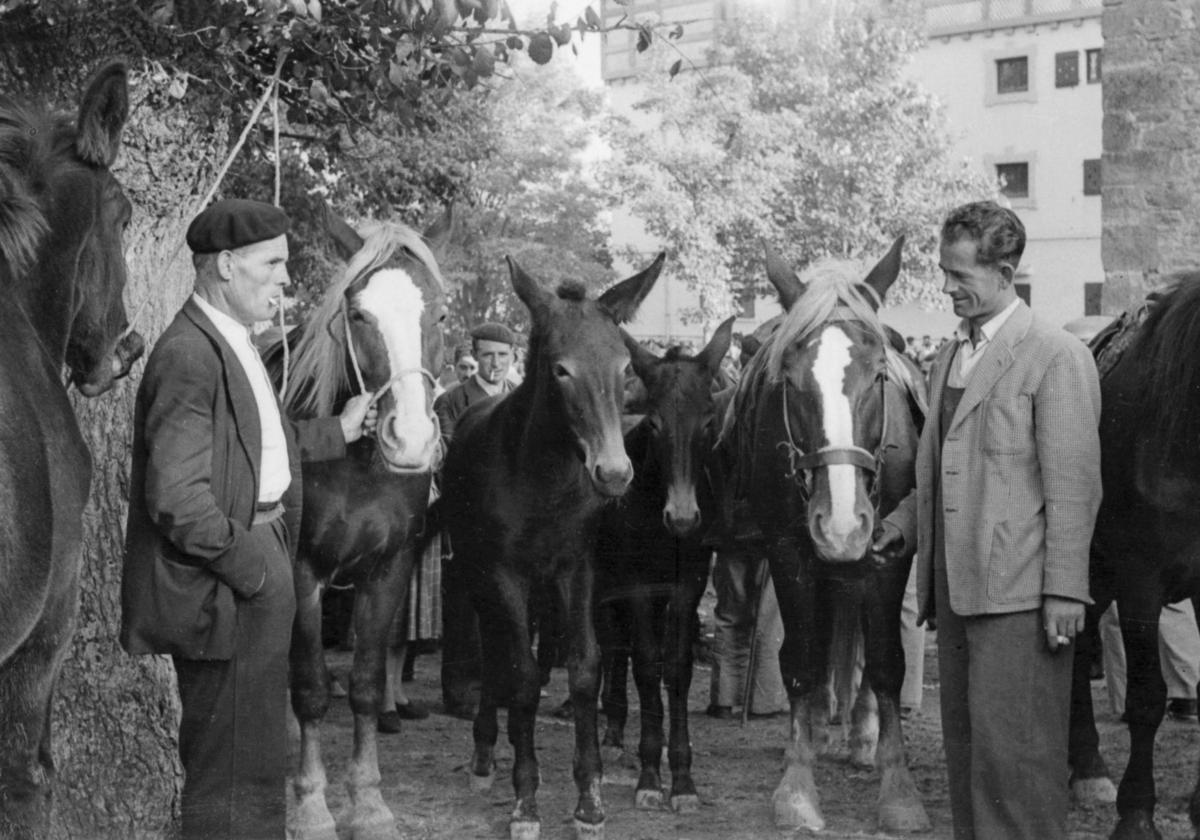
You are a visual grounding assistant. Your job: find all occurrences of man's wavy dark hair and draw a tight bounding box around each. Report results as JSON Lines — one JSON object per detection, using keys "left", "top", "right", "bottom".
{"left": 940, "top": 200, "right": 1026, "bottom": 270}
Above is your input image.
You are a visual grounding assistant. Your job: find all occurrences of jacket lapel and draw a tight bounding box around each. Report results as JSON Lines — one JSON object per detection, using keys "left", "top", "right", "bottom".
{"left": 948, "top": 301, "right": 1031, "bottom": 433}
{"left": 183, "top": 299, "right": 262, "bottom": 495}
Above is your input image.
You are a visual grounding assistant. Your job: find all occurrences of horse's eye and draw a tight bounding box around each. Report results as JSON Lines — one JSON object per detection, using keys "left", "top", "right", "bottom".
{"left": 554, "top": 363, "right": 571, "bottom": 380}
{"left": 349, "top": 310, "right": 366, "bottom": 323}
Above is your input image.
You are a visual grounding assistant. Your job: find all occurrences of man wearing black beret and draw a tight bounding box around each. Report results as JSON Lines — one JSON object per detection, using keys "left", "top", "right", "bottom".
{"left": 120, "top": 198, "right": 378, "bottom": 840}
{"left": 432, "top": 320, "right": 518, "bottom": 717}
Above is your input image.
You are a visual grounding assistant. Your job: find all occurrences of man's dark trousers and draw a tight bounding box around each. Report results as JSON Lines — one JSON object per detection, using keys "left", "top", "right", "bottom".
{"left": 173, "top": 517, "right": 295, "bottom": 840}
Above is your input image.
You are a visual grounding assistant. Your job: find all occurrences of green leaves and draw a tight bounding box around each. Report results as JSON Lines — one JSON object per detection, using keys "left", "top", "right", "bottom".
{"left": 528, "top": 32, "right": 554, "bottom": 65}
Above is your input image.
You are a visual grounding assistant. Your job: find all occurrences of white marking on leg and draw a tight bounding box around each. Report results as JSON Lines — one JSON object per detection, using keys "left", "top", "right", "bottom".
{"left": 811, "top": 326, "right": 857, "bottom": 541}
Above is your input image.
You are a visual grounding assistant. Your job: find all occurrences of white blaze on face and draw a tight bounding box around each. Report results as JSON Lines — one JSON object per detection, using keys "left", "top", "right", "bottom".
{"left": 357, "top": 268, "right": 435, "bottom": 460}
{"left": 811, "top": 325, "right": 858, "bottom": 540}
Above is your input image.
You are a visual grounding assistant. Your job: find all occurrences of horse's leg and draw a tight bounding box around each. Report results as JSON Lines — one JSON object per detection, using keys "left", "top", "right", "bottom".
{"left": 343, "top": 554, "right": 411, "bottom": 840}
{"left": 663, "top": 560, "right": 706, "bottom": 813}
{"left": 289, "top": 574, "right": 337, "bottom": 840}
{"left": 0, "top": 574, "right": 76, "bottom": 840}
{"left": 476, "top": 570, "right": 542, "bottom": 840}
{"left": 847, "top": 668, "right": 878, "bottom": 768}
{"left": 596, "top": 588, "right": 629, "bottom": 752}
{"left": 564, "top": 554, "right": 606, "bottom": 839}
{"left": 1069, "top": 597, "right": 1117, "bottom": 804}
{"left": 1190, "top": 596, "right": 1200, "bottom": 838}
{"left": 767, "top": 537, "right": 827, "bottom": 832}
{"left": 628, "top": 586, "right": 665, "bottom": 809}
{"left": 862, "top": 562, "right": 929, "bottom": 832}
{"left": 1114, "top": 584, "right": 1168, "bottom": 840}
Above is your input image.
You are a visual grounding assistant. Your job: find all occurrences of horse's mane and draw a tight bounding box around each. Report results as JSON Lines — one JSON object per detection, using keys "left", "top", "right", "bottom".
{"left": 1132, "top": 273, "right": 1200, "bottom": 468}
{"left": 0, "top": 100, "right": 77, "bottom": 283}
{"left": 280, "top": 220, "right": 445, "bottom": 418}
{"left": 763, "top": 256, "right": 888, "bottom": 381}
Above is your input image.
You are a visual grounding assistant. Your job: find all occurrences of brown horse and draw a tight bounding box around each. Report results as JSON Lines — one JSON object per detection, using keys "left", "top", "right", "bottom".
{"left": 262, "top": 209, "right": 449, "bottom": 840}
{"left": 0, "top": 62, "right": 143, "bottom": 838}
{"left": 721, "top": 241, "right": 928, "bottom": 834}
{"left": 594, "top": 318, "right": 735, "bottom": 813}
{"left": 440, "top": 255, "right": 662, "bottom": 840}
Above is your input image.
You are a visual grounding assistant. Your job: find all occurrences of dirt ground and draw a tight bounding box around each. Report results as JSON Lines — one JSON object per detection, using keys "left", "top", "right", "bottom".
{"left": 294, "top": 605, "right": 1200, "bottom": 840}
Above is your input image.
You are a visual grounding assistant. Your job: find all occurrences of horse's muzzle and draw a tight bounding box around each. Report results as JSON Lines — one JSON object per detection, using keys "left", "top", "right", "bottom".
{"left": 73, "top": 330, "right": 145, "bottom": 397}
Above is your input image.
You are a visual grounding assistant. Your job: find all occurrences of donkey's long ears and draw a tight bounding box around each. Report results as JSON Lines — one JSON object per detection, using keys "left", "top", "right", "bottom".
{"left": 508, "top": 256, "right": 551, "bottom": 319}
{"left": 324, "top": 204, "right": 365, "bottom": 261}
{"left": 764, "top": 244, "right": 804, "bottom": 312}
{"left": 621, "top": 328, "right": 660, "bottom": 382}
{"left": 76, "top": 61, "right": 129, "bottom": 167}
{"left": 599, "top": 252, "right": 665, "bottom": 325}
{"left": 695, "top": 316, "right": 737, "bottom": 377}
{"left": 862, "top": 235, "right": 905, "bottom": 309}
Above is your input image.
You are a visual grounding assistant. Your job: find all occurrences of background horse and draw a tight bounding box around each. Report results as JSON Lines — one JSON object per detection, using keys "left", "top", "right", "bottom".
{"left": 262, "top": 209, "right": 449, "bottom": 840}
{"left": 0, "top": 62, "right": 143, "bottom": 838}
{"left": 721, "top": 240, "right": 929, "bottom": 834}
{"left": 1068, "top": 275, "right": 1200, "bottom": 840}
{"left": 439, "top": 254, "right": 662, "bottom": 840}
{"left": 594, "top": 318, "right": 734, "bottom": 814}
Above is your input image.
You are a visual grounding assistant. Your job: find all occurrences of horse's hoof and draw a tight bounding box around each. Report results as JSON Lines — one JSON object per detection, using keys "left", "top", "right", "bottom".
{"left": 573, "top": 818, "right": 605, "bottom": 840}
{"left": 470, "top": 771, "right": 494, "bottom": 793}
{"left": 634, "top": 788, "right": 663, "bottom": 809}
{"left": 849, "top": 743, "right": 877, "bottom": 769}
{"left": 774, "top": 798, "right": 825, "bottom": 832}
{"left": 291, "top": 794, "right": 338, "bottom": 840}
{"left": 773, "top": 770, "right": 824, "bottom": 832}
{"left": 670, "top": 793, "right": 700, "bottom": 814}
{"left": 509, "top": 818, "right": 540, "bottom": 840}
{"left": 1071, "top": 775, "right": 1117, "bottom": 805}
{"left": 1112, "top": 811, "right": 1163, "bottom": 840}
{"left": 879, "top": 802, "right": 931, "bottom": 833}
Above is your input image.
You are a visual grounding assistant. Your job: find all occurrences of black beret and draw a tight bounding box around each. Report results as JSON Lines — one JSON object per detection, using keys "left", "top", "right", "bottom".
{"left": 470, "top": 322, "right": 516, "bottom": 346}
{"left": 186, "top": 199, "right": 290, "bottom": 254}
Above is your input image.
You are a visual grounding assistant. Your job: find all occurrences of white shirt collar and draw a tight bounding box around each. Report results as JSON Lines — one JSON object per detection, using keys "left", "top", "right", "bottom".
{"left": 954, "top": 297, "right": 1021, "bottom": 348}
{"left": 193, "top": 293, "right": 252, "bottom": 340}
{"left": 473, "top": 373, "right": 504, "bottom": 397}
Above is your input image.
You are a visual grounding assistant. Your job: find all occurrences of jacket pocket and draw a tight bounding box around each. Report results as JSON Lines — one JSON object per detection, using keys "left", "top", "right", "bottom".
{"left": 986, "top": 515, "right": 1044, "bottom": 604}
{"left": 982, "top": 393, "right": 1035, "bottom": 454}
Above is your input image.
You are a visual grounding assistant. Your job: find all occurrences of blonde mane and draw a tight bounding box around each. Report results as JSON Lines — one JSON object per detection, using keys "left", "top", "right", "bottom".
{"left": 283, "top": 220, "right": 445, "bottom": 418}
{"left": 763, "top": 256, "right": 888, "bottom": 381}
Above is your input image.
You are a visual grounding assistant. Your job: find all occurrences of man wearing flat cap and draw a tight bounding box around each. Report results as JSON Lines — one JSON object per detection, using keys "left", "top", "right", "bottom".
{"left": 120, "top": 198, "right": 378, "bottom": 840}
{"left": 433, "top": 320, "right": 518, "bottom": 715}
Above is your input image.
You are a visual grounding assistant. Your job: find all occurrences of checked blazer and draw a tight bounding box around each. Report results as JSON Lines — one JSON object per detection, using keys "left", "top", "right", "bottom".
{"left": 884, "top": 300, "right": 1102, "bottom": 620}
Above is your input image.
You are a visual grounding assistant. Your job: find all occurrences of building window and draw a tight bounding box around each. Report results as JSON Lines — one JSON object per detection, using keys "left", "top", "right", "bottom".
{"left": 1086, "top": 49, "right": 1102, "bottom": 84}
{"left": 996, "top": 162, "right": 1030, "bottom": 199}
{"left": 1083, "top": 159, "right": 1102, "bottom": 196}
{"left": 1015, "top": 283, "right": 1031, "bottom": 307}
{"left": 1055, "top": 51, "right": 1079, "bottom": 88}
{"left": 996, "top": 56, "right": 1029, "bottom": 94}
{"left": 1084, "top": 282, "right": 1103, "bottom": 316}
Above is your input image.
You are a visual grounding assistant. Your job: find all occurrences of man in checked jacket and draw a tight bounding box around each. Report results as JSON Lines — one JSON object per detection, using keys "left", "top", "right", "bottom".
{"left": 874, "top": 200, "right": 1102, "bottom": 840}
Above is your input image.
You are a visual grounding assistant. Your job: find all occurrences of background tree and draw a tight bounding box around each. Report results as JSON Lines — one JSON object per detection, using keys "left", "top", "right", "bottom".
{"left": 602, "top": 0, "right": 995, "bottom": 324}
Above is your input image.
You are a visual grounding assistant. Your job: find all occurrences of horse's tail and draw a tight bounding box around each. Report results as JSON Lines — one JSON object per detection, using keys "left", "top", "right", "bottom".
{"left": 828, "top": 577, "right": 864, "bottom": 736}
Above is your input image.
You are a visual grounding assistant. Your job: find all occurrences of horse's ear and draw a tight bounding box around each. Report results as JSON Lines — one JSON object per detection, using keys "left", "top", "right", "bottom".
{"left": 764, "top": 244, "right": 804, "bottom": 311}
{"left": 599, "top": 252, "right": 665, "bottom": 325}
{"left": 696, "top": 316, "right": 737, "bottom": 377}
{"left": 508, "top": 256, "right": 551, "bottom": 318}
{"left": 324, "top": 204, "right": 365, "bottom": 261}
{"left": 622, "top": 329, "right": 659, "bottom": 382}
{"left": 862, "top": 235, "right": 905, "bottom": 309}
{"left": 423, "top": 203, "right": 453, "bottom": 258}
{"left": 76, "top": 61, "right": 129, "bottom": 168}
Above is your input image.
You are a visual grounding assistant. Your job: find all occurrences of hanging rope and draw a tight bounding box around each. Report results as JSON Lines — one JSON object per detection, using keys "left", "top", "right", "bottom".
{"left": 271, "top": 73, "right": 290, "bottom": 402}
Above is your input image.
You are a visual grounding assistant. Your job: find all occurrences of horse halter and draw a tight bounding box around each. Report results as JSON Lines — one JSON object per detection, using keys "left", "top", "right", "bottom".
{"left": 777, "top": 340, "right": 888, "bottom": 508}
{"left": 339, "top": 295, "right": 443, "bottom": 471}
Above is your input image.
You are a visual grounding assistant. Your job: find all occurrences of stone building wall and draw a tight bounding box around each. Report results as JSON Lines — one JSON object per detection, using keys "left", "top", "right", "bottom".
{"left": 1102, "top": 0, "right": 1200, "bottom": 311}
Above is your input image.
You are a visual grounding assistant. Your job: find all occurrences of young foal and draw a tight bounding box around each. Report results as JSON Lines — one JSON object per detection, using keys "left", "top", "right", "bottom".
{"left": 0, "top": 63, "right": 143, "bottom": 839}
{"left": 440, "top": 255, "right": 662, "bottom": 840}
{"left": 722, "top": 240, "right": 928, "bottom": 834}
{"left": 595, "top": 318, "right": 734, "bottom": 813}
{"left": 264, "top": 210, "right": 449, "bottom": 840}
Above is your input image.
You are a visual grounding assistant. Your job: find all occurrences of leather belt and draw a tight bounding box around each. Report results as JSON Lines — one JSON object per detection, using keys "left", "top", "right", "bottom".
{"left": 252, "top": 501, "right": 284, "bottom": 526}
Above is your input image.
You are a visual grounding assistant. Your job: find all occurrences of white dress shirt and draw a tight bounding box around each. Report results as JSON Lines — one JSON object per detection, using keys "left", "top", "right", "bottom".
{"left": 948, "top": 297, "right": 1021, "bottom": 388}
{"left": 192, "top": 294, "right": 291, "bottom": 503}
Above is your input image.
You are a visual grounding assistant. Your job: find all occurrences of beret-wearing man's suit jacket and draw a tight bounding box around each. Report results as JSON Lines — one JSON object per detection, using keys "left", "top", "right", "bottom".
{"left": 884, "top": 300, "right": 1102, "bottom": 622}
{"left": 121, "top": 298, "right": 345, "bottom": 660}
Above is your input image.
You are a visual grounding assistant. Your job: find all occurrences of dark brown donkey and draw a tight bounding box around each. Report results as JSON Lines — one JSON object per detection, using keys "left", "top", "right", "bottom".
{"left": 0, "top": 63, "right": 144, "bottom": 838}
{"left": 440, "top": 254, "right": 663, "bottom": 840}
{"left": 595, "top": 318, "right": 735, "bottom": 813}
